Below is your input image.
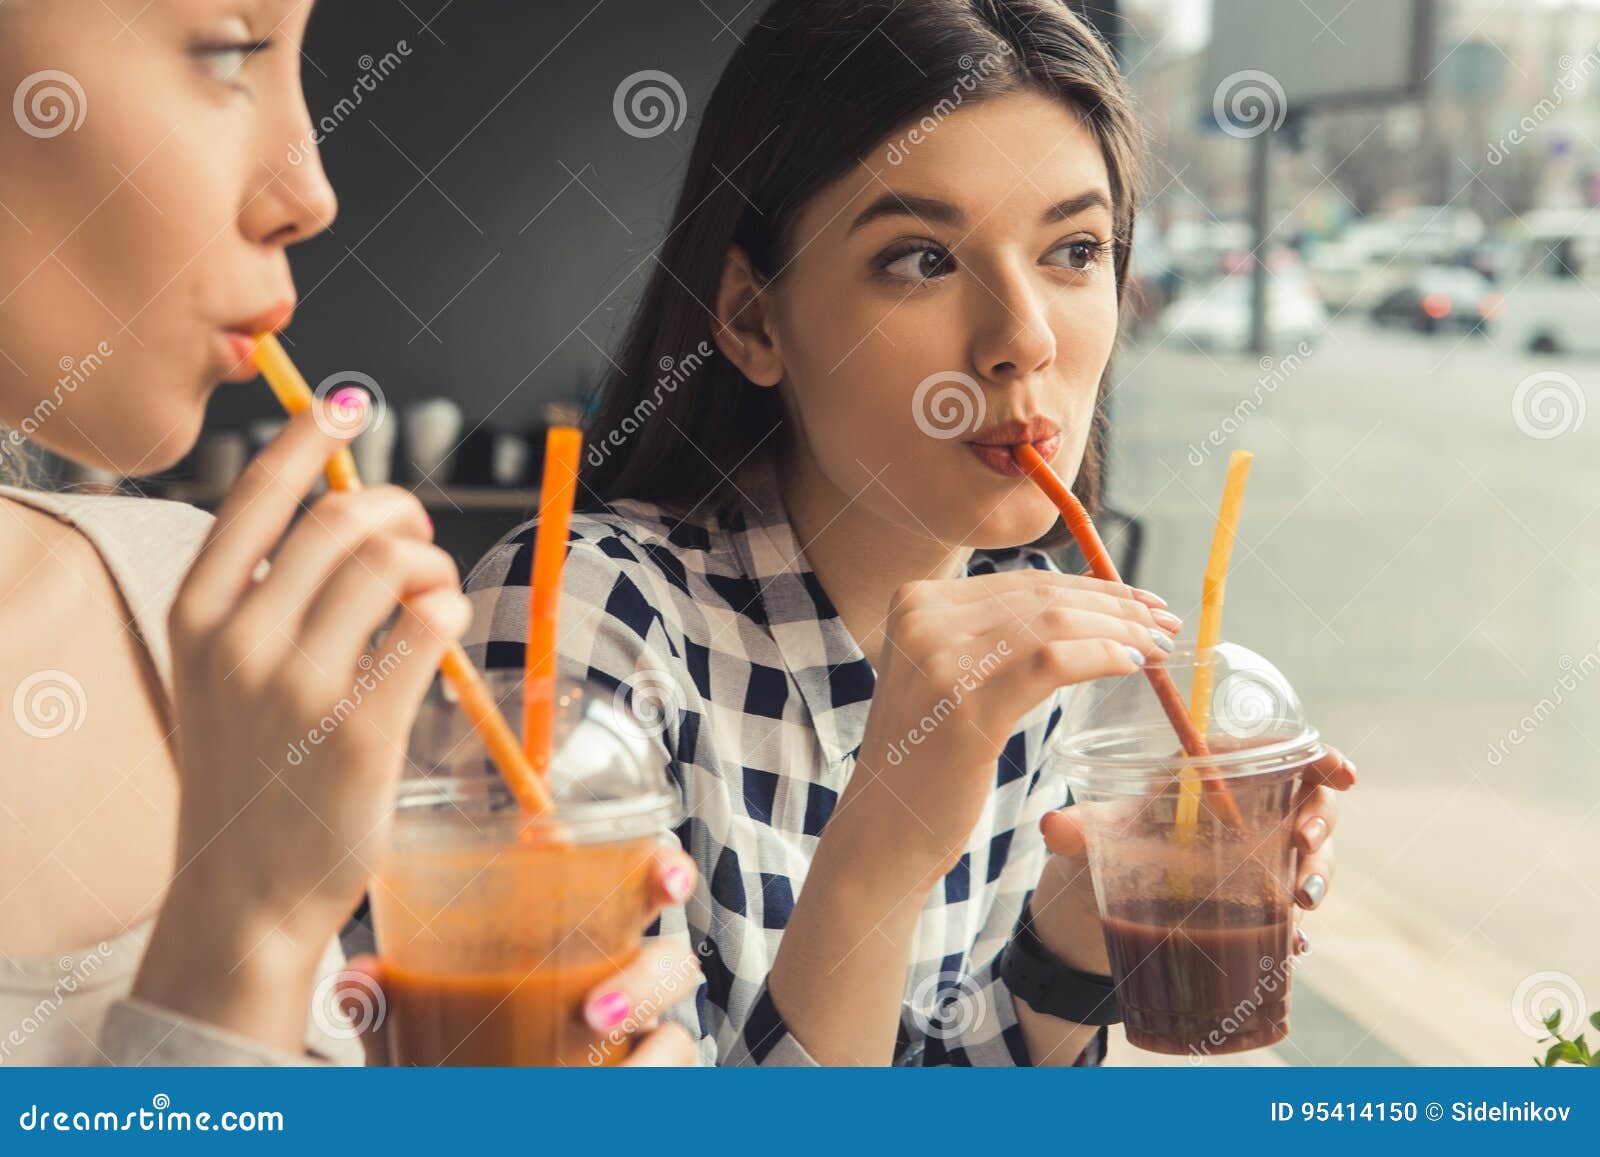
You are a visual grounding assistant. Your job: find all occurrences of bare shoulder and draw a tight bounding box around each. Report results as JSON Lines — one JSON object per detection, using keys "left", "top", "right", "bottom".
{"left": 0, "top": 493, "right": 183, "bottom": 955}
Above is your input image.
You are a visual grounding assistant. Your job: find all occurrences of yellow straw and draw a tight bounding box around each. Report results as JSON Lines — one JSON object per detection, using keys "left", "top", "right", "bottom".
{"left": 251, "top": 333, "right": 551, "bottom": 816}
{"left": 1175, "top": 450, "right": 1253, "bottom": 841}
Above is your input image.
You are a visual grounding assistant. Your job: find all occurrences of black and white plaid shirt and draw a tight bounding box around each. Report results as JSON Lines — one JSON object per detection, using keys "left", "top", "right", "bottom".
{"left": 462, "top": 454, "right": 1104, "bottom": 1067}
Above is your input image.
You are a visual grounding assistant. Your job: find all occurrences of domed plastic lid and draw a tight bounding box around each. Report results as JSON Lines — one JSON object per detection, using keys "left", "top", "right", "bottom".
{"left": 399, "top": 672, "right": 682, "bottom": 843}
{"left": 1050, "top": 640, "right": 1324, "bottom": 788}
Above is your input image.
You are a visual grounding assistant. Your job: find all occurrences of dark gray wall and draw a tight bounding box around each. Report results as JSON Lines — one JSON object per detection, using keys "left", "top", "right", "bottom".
{"left": 205, "top": 0, "right": 758, "bottom": 440}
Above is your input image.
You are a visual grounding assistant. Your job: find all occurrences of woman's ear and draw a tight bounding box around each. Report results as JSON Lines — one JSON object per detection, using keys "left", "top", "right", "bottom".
{"left": 712, "top": 245, "right": 784, "bottom": 388}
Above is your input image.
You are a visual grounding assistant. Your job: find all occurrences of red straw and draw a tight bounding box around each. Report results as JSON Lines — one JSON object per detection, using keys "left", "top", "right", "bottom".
{"left": 1012, "top": 443, "right": 1244, "bottom": 831}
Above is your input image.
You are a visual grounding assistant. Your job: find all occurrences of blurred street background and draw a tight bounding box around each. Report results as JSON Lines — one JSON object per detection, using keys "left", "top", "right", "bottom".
{"left": 1097, "top": 0, "right": 1599, "bottom": 1066}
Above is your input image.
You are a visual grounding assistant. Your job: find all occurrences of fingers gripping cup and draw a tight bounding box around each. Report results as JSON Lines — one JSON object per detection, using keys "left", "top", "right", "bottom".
{"left": 1050, "top": 641, "right": 1325, "bottom": 1057}
{"left": 372, "top": 671, "right": 681, "bottom": 1067}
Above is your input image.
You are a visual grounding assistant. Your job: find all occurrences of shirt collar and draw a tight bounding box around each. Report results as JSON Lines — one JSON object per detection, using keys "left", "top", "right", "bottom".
{"left": 725, "top": 454, "right": 877, "bottom": 771}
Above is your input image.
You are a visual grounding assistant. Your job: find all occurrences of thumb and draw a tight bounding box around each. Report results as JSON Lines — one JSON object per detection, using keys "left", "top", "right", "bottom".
{"left": 1040, "top": 807, "right": 1088, "bottom": 858}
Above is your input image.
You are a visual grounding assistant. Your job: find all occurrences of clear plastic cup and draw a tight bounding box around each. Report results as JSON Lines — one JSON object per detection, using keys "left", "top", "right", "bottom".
{"left": 372, "top": 671, "right": 680, "bottom": 1067}
{"left": 1048, "top": 641, "right": 1326, "bottom": 1057}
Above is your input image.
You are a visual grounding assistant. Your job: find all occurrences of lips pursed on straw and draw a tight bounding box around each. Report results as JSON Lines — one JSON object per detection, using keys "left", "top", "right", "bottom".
{"left": 249, "top": 333, "right": 552, "bottom": 816}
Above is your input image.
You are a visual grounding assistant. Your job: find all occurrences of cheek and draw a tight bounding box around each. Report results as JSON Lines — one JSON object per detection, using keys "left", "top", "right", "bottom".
{"left": 1052, "top": 284, "right": 1118, "bottom": 412}
{"left": 776, "top": 278, "right": 925, "bottom": 450}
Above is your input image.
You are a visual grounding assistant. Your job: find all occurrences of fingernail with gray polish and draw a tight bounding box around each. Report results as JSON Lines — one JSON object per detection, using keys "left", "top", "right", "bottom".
{"left": 1300, "top": 873, "right": 1326, "bottom": 908}
{"left": 1148, "top": 628, "right": 1174, "bottom": 654}
{"left": 1122, "top": 644, "right": 1146, "bottom": 669}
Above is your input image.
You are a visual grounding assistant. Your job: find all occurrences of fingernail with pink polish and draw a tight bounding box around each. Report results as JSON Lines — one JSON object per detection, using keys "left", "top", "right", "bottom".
{"left": 585, "top": 990, "right": 630, "bottom": 1032}
{"left": 329, "top": 387, "right": 367, "bottom": 415}
{"left": 1151, "top": 608, "right": 1183, "bottom": 634}
{"left": 663, "top": 866, "right": 692, "bottom": 902}
{"left": 1132, "top": 588, "right": 1168, "bottom": 609}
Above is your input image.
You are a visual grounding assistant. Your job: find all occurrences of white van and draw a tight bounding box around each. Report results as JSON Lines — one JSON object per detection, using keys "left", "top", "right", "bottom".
{"left": 1493, "top": 209, "right": 1600, "bottom": 357}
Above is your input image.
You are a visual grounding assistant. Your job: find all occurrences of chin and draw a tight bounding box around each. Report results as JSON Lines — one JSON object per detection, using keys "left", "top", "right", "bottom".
{"left": 129, "top": 413, "right": 207, "bottom": 477}
{"left": 39, "top": 405, "right": 206, "bottom": 479}
{"left": 962, "top": 499, "right": 1062, "bottom": 552}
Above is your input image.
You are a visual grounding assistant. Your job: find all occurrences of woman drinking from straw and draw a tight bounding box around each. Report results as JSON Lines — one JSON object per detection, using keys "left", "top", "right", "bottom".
{"left": 0, "top": 0, "right": 698, "bottom": 1065}
{"left": 466, "top": 0, "right": 1357, "bottom": 1066}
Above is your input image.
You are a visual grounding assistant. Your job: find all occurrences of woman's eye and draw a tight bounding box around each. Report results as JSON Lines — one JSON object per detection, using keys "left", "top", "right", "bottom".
{"left": 880, "top": 244, "right": 955, "bottom": 283}
{"left": 1048, "top": 239, "right": 1108, "bottom": 273}
{"left": 196, "top": 42, "right": 268, "bottom": 86}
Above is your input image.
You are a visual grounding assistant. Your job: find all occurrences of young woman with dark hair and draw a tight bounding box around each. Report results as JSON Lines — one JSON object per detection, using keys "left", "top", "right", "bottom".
{"left": 467, "top": 0, "right": 1356, "bottom": 1066}
{"left": 0, "top": 0, "right": 699, "bottom": 1066}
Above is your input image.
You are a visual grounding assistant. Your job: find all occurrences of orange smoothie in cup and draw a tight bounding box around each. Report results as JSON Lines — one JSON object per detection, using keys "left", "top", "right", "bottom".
{"left": 374, "top": 836, "right": 655, "bottom": 1067}
{"left": 375, "top": 671, "right": 680, "bottom": 1067}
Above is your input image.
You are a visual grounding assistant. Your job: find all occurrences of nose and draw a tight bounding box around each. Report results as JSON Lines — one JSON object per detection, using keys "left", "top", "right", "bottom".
{"left": 970, "top": 264, "right": 1056, "bottom": 384}
{"left": 241, "top": 118, "right": 339, "bottom": 248}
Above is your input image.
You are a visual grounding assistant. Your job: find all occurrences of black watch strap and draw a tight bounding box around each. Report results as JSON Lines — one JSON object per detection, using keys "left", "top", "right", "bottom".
{"left": 1001, "top": 920, "right": 1122, "bottom": 1025}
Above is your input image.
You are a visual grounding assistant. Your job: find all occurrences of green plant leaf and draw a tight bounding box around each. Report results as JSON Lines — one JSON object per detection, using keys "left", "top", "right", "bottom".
{"left": 1544, "top": 1009, "right": 1563, "bottom": 1032}
{"left": 1590, "top": 1011, "right": 1600, "bottom": 1032}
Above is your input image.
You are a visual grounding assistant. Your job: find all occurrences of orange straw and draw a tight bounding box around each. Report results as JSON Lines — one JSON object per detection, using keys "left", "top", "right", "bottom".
{"left": 524, "top": 427, "right": 583, "bottom": 773}
{"left": 252, "top": 333, "right": 551, "bottom": 816}
{"left": 1176, "top": 450, "right": 1253, "bottom": 839}
{"left": 1012, "top": 443, "right": 1244, "bottom": 831}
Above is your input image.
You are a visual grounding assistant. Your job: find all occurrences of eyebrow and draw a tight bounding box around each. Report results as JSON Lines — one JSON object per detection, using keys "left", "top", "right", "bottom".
{"left": 845, "top": 188, "right": 1113, "bottom": 235}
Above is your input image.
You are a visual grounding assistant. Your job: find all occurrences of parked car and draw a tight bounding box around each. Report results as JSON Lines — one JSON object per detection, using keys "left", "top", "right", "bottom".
{"left": 1308, "top": 207, "right": 1485, "bottom": 311}
{"left": 1162, "top": 268, "right": 1328, "bottom": 352}
{"left": 1164, "top": 219, "right": 1251, "bottom": 285}
{"left": 1370, "top": 266, "right": 1500, "bottom": 334}
{"left": 1492, "top": 209, "right": 1600, "bottom": 356}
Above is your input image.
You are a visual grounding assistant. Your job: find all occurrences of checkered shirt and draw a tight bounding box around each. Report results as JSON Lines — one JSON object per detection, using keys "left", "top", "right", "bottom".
{"left": 461, "top": 455, "right": 1105, "bottom": 1067}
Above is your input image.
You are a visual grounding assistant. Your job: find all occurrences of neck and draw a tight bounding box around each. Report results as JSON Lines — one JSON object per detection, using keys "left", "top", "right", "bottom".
{"left": 775, "top": 441, "right": 971, "bottom": 672}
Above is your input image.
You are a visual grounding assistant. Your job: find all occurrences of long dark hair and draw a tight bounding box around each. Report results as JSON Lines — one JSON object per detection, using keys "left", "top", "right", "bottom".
{"left": 583, "top": 0, "right": 1144, "bottom": 533}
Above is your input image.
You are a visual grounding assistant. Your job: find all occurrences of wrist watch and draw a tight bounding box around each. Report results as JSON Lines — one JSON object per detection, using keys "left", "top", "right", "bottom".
{"left": 1000, "top": 919, "right": 1122, "bottom": 1025}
